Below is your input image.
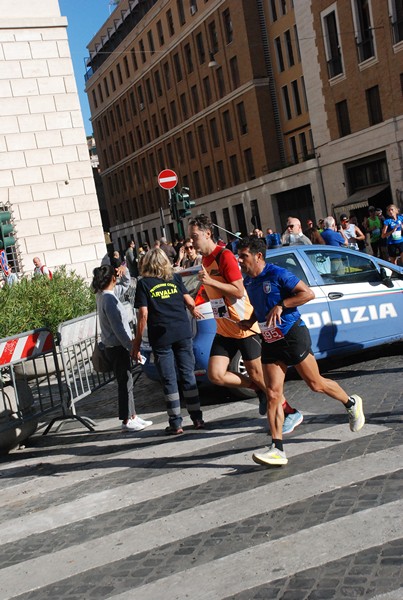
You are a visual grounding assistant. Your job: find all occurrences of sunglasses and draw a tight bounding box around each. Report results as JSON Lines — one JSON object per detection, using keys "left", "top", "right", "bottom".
{"left": 185, "top": 245, "right": 193, "bottom": 250}
{"left": 287, "top": 224, "right": 295, "bottom": 228}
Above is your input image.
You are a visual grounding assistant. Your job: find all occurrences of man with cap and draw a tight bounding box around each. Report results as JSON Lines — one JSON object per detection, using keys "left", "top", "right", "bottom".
{"left": 339, "top": 214, "right": 365, "bottom": 250}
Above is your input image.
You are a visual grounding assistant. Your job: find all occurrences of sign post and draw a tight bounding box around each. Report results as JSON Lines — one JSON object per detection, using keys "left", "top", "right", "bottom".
{"left": 158, "top": 170, "right": 182, "bottom": 239}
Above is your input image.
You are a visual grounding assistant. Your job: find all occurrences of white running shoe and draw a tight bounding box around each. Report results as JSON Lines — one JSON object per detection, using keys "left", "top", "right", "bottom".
{"left": 122, "top": 417, "right": 146, "bottom": 432}
{"left": 135, "top": 416, "right": 153, "bottom": 428}
{"left": 347, "top": 395, "right": 365, "bottom": 432}
{"left": 252, "top": 443, "right": 288, "bottom": 466}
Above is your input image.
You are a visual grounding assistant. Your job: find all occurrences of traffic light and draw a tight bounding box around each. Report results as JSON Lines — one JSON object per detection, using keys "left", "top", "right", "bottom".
{"left": 0, "top": 211, "right": 15, "bottom": 250}
{"left": 177, "top": 187, "right": 195, "bottom": 219}
{"left": 169, "top": 189, "right": 179, "bottom": 221}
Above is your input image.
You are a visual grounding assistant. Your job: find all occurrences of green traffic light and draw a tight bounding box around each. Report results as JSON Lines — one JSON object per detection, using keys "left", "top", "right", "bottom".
{"left": 0, "top": 211, "right": 15, "bottom": 249}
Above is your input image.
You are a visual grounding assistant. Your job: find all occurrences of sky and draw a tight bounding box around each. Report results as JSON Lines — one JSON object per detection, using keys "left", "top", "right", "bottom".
{"left": 59, "top": 0, "right": 118, "bottom": 136}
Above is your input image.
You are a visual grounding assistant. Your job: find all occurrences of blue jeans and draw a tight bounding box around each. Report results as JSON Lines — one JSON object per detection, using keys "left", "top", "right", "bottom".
{"left": 153, "top": 337, "right": 202, "bottom": 429}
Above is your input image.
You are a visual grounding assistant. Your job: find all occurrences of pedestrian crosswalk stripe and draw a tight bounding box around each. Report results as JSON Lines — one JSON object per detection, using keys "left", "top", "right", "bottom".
{"left": 124, "top": 499, "right": 403, "bottom": 600}
{"left": 1, "top": 433, "right": 399, "bottom": 598}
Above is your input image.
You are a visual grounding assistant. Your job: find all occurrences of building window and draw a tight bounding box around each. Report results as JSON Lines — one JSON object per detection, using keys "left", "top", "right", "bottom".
{"left": 280, "top": 0, "right": 287, "bottom": 16}
{"left": 131, "top": 48, "right": 138, "bottom": 71}
{"left": 230, "top": 154, "right": 240, "bottom": 185}
{"left": 366, "top": 85, "right": 383, "bottom": 125}
{"left": 299, "top": 132, "right": 309, "bottom": 159}
{"left": 291, "top": 80, "right": 302, "bottom": 115}
{"left": 205, "top": 165, "right": 214, "bottom": 193}
{"left": 203, "top": 76, "right": 212, "bottom": 105}
{"left": 270, "top": 0, "right": 277, "bottom": 22}
{"left": 196, "top": 32, "right": 206, "bottom": 64}
{"left": 147, "top": 30, "right": 155, "bottom": 54}
{"left": 294, "top": 24, "right": 301, "bottom": 62}
{"left": 353, "top": 0, "right": 375, "bottom": 62}
{"left": 176, "top": 137, "right": 184, "bottom": 162}
{"left": 145, "top": 78, "right": 153, "bottom": 103}
{"left": 97, "top": 83, "right": 103, "bottom": 103}
{"left": 289, "top": 136, "right": 298, "bottom": 163}
{"left": 210, "top": 118, "right": 220, "bottom": 147}
{"left": 109, "top": 109, "right": 116, "bottom": 131}
{"left": 123, "top": 56, "right": 130, "bottom": 78}
{"left": 136, "top": 126, "right": 143, "bottom": 147}
{"left": 236, "top": 101, "right": 248, "bottom": 134}
{"left": 104, "top": 77, "right": 110, "bottom": 98}
{"left": 335, "top": 99, "right": 351, "bottom": 137}
{"left": 184, "top": 43, "right": 193, "bottom": 73}
{"left": 190, "top": 0, "right": 198, "bottom": 15}
{"left": 222, "top": 8, "right": 233, "bottom": 44}
{"left": 274, "top": 37, "right": 285, "bottom": 72}
{"left": 191, "top": 85, "right": 200, "bottom": 112}
{"left": 154, "top": 70, "right": 163, "bottom": 96}
{"left": 137, "top": 85, "right": 144, "bottom": 108}
{"left": 209, "top": 21, "right": 218, "bottom": 54}
{"left": 161, "top": 108, "right": 169, "bottom": 132}
{"left": 144, "top": 120, "right": 151, "bottom": 144}
{"left": 163, "top": 62, "right": 171, "bottom": 89}
{"left": 194, "top": 170, "right": 202, "bottom": 196}
{"left": 110, "top": 71, "right": 116, "bottom": 92}
{"left": 223, "top": 207, "right": 232, "bottom": 232}
{"left": 129, "top": 91, "right": 137, "bottom": 116}
{"left": 244, "top": 148, "right": 255, "bottom": 180}
{"left": 322, "top": 9, "right": 343, "bottom": 78}
{"left": 116, "top": 104, "right": 122, "bottom": 127}
{"left": 117, "top": 63, "right": 123, "bottom": 85}
{"left": 123, "top": 98, "right": 129, "bottom": 122}
{"left": 180, "top": 93, "right": 189, "bottom": 119}
{"left": 167, "top": 9, "right": 175, "bottom": 36}
{"left": 170, "top": 100, "right": 178, "bottom": 126}
{"left": 216, "top": 67, "right": 226, "bottom": 98}
{"left": 284, "top": 29, "right": 295, "bottom": 67}
{"left": 229, "top": 56, "right": 240, "bottom": 89}
{"left": 157, "top": 20, "right": 164, "bottom": 46}
{"left": 222, "top": 110, "right": 233, "bottom": 141}
{"left": 186, "top": 131, "right": 196, "bottom": 158}
{"left": 282, "top": 85, "right": 292, "bottom": 119}
{"left": 173, "top": 53, "right": 183, "bottom": 82}
{"left": 198, "top": 125, "right": 207, "bottom": 153}
{"left": 391, "top": 0, "right": 403, "bottom": 44}
{"left": 139, "top": 39, "right": 146, "bottom": 63}
{"left": 250, "top": 199, "right": 261, "bottom": 229}
{"left": 92, "top": 89, "right": 98, "bottom": 109}
{"left": 217, "top": 160, "right": 226, "bottom": 188}
{"left": 177, "top": 0, "right": 186, "bottom": 25}
{"left": 152, "top": 114, "right": 160, "bottom": 138}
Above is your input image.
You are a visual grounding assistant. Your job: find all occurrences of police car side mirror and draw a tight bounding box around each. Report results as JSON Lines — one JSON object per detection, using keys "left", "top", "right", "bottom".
{"left": 379, "top": 267, "right": 394, "bottom": 288}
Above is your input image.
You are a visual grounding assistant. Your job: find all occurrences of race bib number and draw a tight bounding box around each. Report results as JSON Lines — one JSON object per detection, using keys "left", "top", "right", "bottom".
{"left": 392, "top": 229, "right": 402, "bottom": 240}
{"left": 211, "top": 297, "right": 230, "bottom": 319}
{"left": 258, "top": 322, "right": 284, "bottom": 343}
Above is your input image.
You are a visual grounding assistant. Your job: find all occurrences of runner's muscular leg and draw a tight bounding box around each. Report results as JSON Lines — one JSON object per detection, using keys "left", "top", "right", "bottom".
{"left": 295, "top": 354, "right": 349, "bottom": 404}
{"left": 245, "top": 357, "right": 291, "bottom": 413}
{"left": 262, "top": 361, "right": 287, "bottom": 440}
{"left": 207, "top": 354, "right": 250, "bottom": 387}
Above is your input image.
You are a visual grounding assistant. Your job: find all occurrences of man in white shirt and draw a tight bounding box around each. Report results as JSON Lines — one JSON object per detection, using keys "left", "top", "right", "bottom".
{"left": 281, "top": 218, "right": 312, "bottom": 246}
{"left": 33, "top": 257, "right": 51, "bottom": 279}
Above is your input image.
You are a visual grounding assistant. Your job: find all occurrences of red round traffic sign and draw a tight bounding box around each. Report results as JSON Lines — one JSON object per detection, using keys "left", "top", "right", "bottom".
{"left": 158, "top": 169, "right": 178, "bottom": 190}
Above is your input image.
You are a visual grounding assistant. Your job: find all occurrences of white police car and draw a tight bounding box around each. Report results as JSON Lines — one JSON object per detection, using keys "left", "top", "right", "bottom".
{"left": 140, "top": 246, "right": 403, "bottom": 385}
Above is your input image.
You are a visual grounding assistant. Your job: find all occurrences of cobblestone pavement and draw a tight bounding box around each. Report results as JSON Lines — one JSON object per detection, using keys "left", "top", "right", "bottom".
{"left": 0, "top": 344, "right": 402, "bottom": 600}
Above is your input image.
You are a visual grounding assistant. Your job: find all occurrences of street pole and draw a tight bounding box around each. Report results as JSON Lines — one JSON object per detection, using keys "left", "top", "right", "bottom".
{"left": 159, "top": 206, "right": 166, "bottom": 239}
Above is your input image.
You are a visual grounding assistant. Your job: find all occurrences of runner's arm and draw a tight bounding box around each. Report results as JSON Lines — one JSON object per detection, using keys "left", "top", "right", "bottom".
{"left": 198, "top": 265, "right": 244, "bottom": 299}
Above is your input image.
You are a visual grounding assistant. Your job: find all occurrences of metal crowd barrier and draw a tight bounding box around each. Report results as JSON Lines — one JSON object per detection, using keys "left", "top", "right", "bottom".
{"left": 56, "top": 303, "right": 141, "bottom": 431}
{"left": 0, "top": 328, "right": 66, "bottom": 451}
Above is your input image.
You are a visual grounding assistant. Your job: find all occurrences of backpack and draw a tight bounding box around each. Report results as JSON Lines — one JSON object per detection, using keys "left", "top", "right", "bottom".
{"left": 41, "top": 265, "right": 53, "bottom": 279}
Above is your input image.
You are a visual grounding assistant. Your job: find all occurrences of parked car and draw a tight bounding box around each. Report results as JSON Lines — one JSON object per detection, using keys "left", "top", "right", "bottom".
{"left": 140, "top": 246, "right": 403, "bottom": 387}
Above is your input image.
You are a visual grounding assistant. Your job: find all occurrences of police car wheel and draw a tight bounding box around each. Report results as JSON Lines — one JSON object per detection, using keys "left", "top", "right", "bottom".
{"left": 228, "top": 352, "right": 255, "bottom": 399}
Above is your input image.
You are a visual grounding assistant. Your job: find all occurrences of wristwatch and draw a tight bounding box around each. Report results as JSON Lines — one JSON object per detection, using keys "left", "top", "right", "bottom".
{"left": 278, "top": 300, "right": 285, "bottom": 310}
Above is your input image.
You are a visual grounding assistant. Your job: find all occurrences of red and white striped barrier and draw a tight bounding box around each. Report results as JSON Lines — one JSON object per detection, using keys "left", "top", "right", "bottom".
{"left": 0, "top": 329, "right": 54, "bottom": 366}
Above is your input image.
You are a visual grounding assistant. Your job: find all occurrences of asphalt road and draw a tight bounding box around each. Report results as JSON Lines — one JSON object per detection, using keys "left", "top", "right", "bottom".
{"left": 0, "top": 344, "right": 402, "bottom": 600}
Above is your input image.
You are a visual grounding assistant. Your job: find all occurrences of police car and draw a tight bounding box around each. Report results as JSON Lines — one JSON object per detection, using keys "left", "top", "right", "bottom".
{"left": 140, "top": 246, "right": 403, "bottom": 386}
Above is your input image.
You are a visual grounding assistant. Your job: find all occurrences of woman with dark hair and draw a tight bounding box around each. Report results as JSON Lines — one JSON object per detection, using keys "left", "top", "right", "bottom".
{"left": 133, "top": 248, "right": 204, "bottom": 434}
{"left": 92, "top": 264, "right": 152, "bottom": 432}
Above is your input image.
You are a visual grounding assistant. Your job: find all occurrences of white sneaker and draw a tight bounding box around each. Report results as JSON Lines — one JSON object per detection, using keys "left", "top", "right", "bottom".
{"left": 252, "top": 443, "right": 288, "bottom": 466}
{"left": 135, "top": 415, "right": 153, "bottom": 428}
{"left": 347, "top": 394, "right": 365, "bottom": 432}
{"left": 122, "top": 417, "right": 145, "bottom": 432}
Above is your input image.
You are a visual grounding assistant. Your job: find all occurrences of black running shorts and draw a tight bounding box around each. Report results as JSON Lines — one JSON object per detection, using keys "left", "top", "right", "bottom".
{"left": 261, "top": 320, "right": 312, "bottom": 366}
{"left": 210, "top": 333, "right": 262, "bottom": 362}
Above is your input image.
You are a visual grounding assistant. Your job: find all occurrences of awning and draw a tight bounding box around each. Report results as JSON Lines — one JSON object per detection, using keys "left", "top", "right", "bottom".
{"left": 333, "top": 184, "right": 389, "bottom": 212}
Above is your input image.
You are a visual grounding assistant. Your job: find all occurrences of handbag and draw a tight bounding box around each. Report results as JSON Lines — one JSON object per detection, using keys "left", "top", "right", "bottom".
{"left": 91, "top": 306, "right": 113, "bottom": 373}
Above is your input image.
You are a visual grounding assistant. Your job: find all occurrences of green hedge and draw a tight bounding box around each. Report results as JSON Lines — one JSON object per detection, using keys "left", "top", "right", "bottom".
{"left": 0, "top": 267, "right": 96, "bottom": 339}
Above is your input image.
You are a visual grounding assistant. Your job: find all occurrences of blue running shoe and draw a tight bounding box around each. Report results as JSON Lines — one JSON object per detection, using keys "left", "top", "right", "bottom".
{"left": 257, "top": 390, "right": 267, "bottom": 416}
{"left": 283, "top": 411, "right": 303, "bottom": 435}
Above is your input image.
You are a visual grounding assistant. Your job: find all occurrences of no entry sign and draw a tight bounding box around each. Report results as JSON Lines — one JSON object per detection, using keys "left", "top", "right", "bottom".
{"left": 158, "top": 169, "right": 178, "bottom": 190}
